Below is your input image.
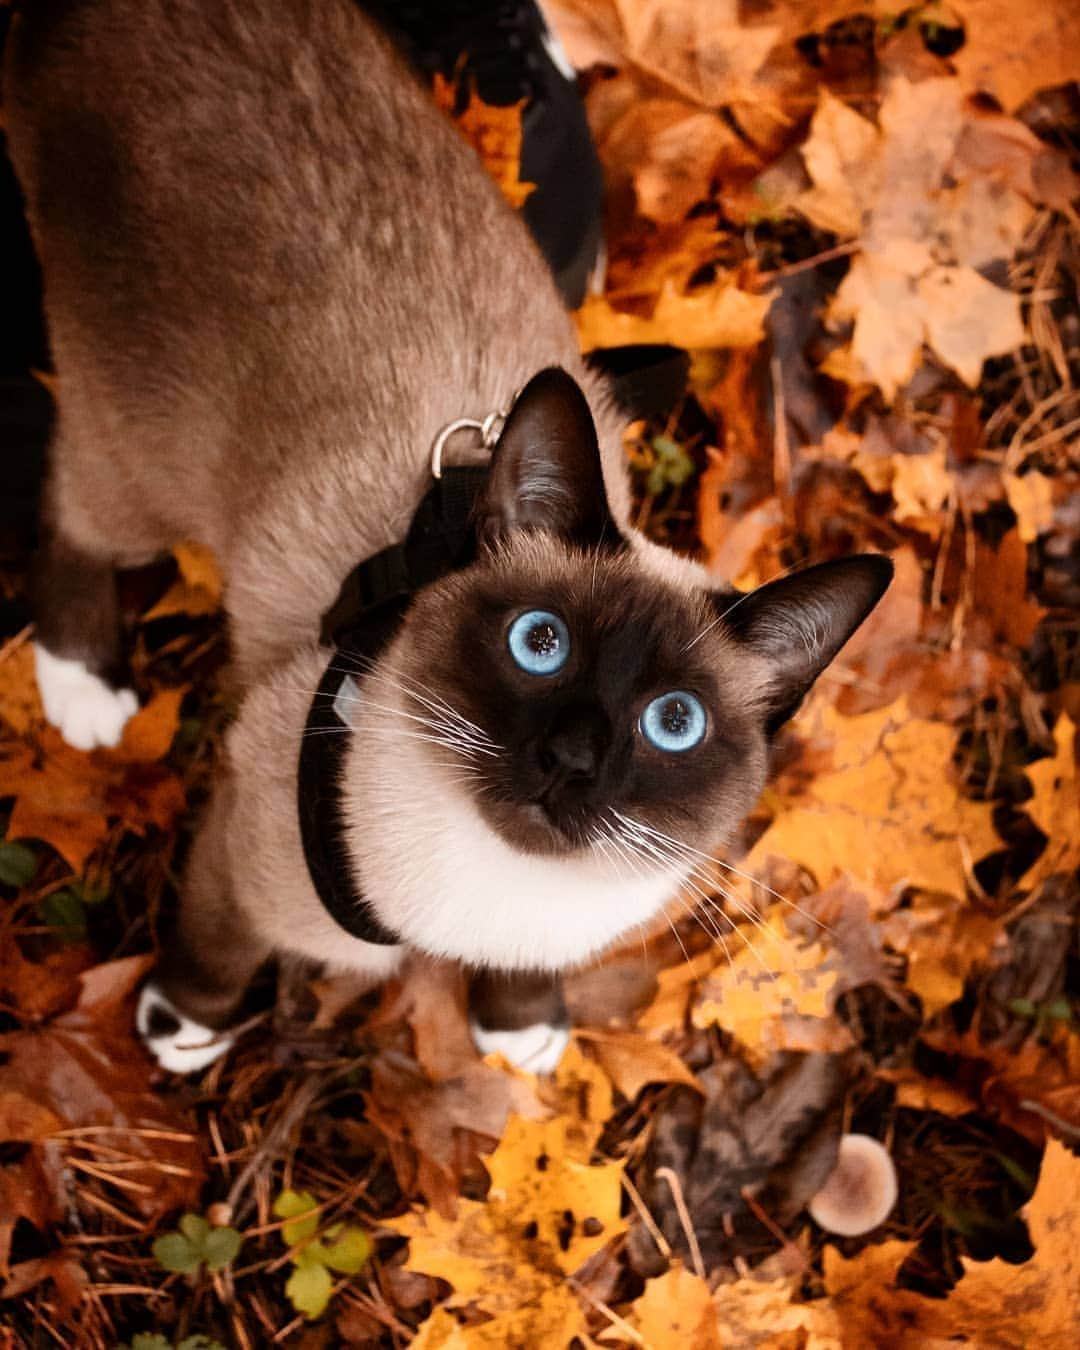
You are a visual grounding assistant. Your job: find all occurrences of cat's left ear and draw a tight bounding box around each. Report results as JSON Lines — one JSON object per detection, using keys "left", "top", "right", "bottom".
{"left": 478, "top": 367, "right": 616, "bottom": 547}
{"left": 720, "top": 555, "right": 893, "bottom": 731}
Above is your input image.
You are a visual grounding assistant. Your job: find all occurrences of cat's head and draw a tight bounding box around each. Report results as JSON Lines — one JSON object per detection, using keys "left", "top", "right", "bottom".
{"left": 345, "top": 368, "right": 891, "bottom": 969}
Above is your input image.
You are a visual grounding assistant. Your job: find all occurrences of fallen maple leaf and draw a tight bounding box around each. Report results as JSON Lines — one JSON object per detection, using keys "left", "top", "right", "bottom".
{"left": 410, "top": 1285, "right": 586, "bottom": 1349}
{"left": 0, "top": 691, "right": 186, "bottom": 871}
{"left": 0, "top": 956, "right": 204, "bottom": 1222}
{"left": 691, "top": 912, "right": 842, "bottom": 1063}
{"left": 624, "top": 1261, "right": 721, "bottom": 1349}
{"left": 1019, "top": 713, "right": 1078, "bottom": 890}
{"left": 950, "top": 0, "right": 1080, "bottom": 113}
{"left": 824, "top": 1140, "right": 1080, "bottom": 1348}
{"left": 143, "top": 540, "right": 224, "bottom": 622}
{"left": 744, "top": 697, "right": 1001, "bottom": 901}
{"left": 392, "top": 1111, "right": 624, "bottom": 1335}
{"left": 0, "top": 638, "right": 42, "bottom": 737}
{"left": 576, "top": 278, "right": 772, "bottom": 351}
{"left": 881, "top": 892, "right": 1003, "bottom": 1018}
{"left": 575, "top": 1028, "right": 701, "bottom": 1101}
{"left": 800, "top": 78, "right": 1032, "bottom": 398}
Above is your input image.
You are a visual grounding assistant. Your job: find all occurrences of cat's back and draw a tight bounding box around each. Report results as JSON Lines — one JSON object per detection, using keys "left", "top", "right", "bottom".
{"left": 5, "top": 0, "right": 556, "bottom": 436}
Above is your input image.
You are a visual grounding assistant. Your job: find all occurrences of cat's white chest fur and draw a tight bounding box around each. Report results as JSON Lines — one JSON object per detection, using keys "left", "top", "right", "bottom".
{"left": 339, "top": 668, "right": 686, "bottom": 971}
{"left": 340, "top": 666, "right": 683, "bottom": 972}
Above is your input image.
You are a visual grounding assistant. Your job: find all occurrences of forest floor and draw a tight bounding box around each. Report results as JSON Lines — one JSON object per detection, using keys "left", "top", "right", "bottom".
{"left": 1, "top": 1, "right": 1078, "bottom": 1346}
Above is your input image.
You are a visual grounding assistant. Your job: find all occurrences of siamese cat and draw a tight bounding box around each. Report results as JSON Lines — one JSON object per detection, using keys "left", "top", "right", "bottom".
{"left": 6, "top": 0, "right": 890, "bottom": 1074}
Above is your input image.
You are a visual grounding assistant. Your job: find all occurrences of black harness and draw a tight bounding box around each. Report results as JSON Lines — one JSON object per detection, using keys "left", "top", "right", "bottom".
{"left": 297, "top": 464, "right": 489, "bottom": 946}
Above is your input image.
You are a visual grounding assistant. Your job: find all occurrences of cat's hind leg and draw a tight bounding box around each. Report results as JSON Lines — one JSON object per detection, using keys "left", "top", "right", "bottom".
{"left": 34, "top": 525, "right": 138, "bottom": 750}
{"left": 468, "top": 969, "right": 570, "bottom": 1073}
{"left": 138, "top": 782, "right": 273, "bottom": 1073}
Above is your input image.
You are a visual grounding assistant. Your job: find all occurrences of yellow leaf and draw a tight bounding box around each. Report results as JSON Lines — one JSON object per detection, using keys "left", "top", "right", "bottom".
{"left": 411, "top": 1285, "right": 587, "bottom": 1348}
{"left": 628, "top": 1262, "right": 721, "bottom": 1349}
{"left": 144, "top": 542, "right": 223, "bottom": 622}
{"left": 575, "top": 280, "right": 771, "bottom": 353}
{"left": 0, "top": 693, "right": 186, "bottom": 872}
{"left": 744, "top": 698, "right": 1001, "bottom": 901}
{"left": 938, "top": 1139, "right": 1080, "bottom": 1347}
{"left": 1004, "top": 471, "right": 1056, "bottom": 544}
{"left": 881, "top": 893, "right": 1002, "bottom": 1018}
{"left": 543, "top": 1040, "right": 615, "bottom": 1158}
{"left": 824, "top": 1143, "right": 1080, "bottom": 1349}
{"left": 390, "top": 1113, "right": 625, "bottom": 1320}
{"left": 637, "top": 949, "right": 715, "bottom": 1033}
{"left": 1020, "top": 714, "right": 1079, "bottom": 889}
{"left": 691, "top": 912, "right": 838, "bottom": 1061}
{"left": 0, "top": 639, "right": 43, "bottom": 737}
{"left": 713, "top": 1272, "right": 843, "bottom": 1348}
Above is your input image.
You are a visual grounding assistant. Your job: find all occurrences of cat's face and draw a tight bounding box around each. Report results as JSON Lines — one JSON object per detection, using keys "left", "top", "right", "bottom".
{"left": 345, "top": 368, "right": 891, "bottom": 970}
{"left": 399, "top": 536, "right": 771, "bottom": 867}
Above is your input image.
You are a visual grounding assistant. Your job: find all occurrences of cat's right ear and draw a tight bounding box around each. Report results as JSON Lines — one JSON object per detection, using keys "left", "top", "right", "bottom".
{"left": 478, "top": 367, "right": 616, "bottom": 548}
{"left": 719, "top": 555, "right": 893, "bottom": 733}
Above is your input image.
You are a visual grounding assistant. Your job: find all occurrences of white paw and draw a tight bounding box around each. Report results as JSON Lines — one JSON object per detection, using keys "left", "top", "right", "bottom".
{"left": 471, "top": 1020, "right": 570, "bottom": 1074}
{"left": 136, "top": 982, "right": 234, "bottom": 1074}
{"left": 34, "top": 645, "right": 138, "bottom": 751}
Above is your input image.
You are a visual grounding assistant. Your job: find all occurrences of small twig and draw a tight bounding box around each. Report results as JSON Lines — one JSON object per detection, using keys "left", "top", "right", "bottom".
{"left": 1019, "top": 1100, "right": 1080, "bottom": 1139}
{"left": 770, "top": 354, "right": 791, "bottom": 495}
{"left": 655, "top": 1167, "right": 705, "bottom": 1280}
{"left": 225, "top": 1070, "right": 333, "bottom": 1223}
{"left": 568, "top": 1276, "right": 648, "bottom": 1346}
{"left": 620, "top": 1172, "right": 672, "bottom": 1260}
{"left": 759, "top": 240, "right": 860, "bottom": 281}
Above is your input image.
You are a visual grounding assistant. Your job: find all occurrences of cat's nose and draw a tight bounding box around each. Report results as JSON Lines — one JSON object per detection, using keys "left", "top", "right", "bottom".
{"left": 536, "top": 705, "right": 607, "bottom": 784}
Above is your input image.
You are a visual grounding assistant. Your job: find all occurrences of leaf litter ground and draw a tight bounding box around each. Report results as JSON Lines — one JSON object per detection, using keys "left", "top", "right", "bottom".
{"left": 1, "top": 2, "right": 1078, "bottom": 1346}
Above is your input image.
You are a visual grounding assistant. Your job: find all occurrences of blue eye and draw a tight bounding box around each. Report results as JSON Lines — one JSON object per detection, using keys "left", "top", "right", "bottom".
{"left": 507, "top": 610, "right": 570, "bottom": 676}
{"left": 640, "top": 691, "right": 707, "bottom": 752}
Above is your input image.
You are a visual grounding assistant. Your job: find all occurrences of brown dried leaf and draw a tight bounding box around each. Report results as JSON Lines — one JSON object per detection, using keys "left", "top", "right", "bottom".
{"left": 0, "top": 956, "right": 204, "bottom": 1221}
{"left": 806, "top": 77, "right": 1034, "bottom": 398}
{"left": 951, "top": 0, "right": 1080, "bottom": 113}
{"left": 576, "top": 1028, "right": 701, "bottom": 1101}
{"left": 0, "top": 692, "right": 186, "bottom": 871}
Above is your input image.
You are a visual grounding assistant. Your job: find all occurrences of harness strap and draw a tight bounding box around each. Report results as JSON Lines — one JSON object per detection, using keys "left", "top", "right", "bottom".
{"left": 298, "top": 465, "right": 488, "bottom": 945}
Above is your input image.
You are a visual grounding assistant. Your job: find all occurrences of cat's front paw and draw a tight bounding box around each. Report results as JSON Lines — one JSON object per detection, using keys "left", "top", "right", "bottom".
{"left": 470, "top": 1020, "right": 570, "bottom": 1074}
{"left": 136, "top": 982, "right": 234, "bottom": 1074}
{"left": 34, "top": 645, "right": 138, "bottom": 751}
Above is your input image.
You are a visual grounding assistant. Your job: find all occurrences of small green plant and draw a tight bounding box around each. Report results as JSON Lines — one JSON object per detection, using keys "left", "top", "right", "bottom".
{"left": 274, "top": 1189, "right": 371, "bottom": 1320}
{"left": 37, "top": 877, "right": 111, "bottom": 942}
{"left": 643, "top": 435, "right": 696, "bottom": 497}
{"left": 152, "top": 1213, "right": 243, "bottom": 1277}
{"left": 1008, "top": 995, "right": 1073, "bottom": 1035}
{"left": 117, "top": 1336, "right": 226, "bottom": 1350}
{"left": 0, "top": 837, "right": 38, "bottom": 887}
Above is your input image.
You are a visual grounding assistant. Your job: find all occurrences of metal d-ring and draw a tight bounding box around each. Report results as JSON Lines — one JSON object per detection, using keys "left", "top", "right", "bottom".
{"left": 429, "top": 405, "right": 510, "bottom": 479}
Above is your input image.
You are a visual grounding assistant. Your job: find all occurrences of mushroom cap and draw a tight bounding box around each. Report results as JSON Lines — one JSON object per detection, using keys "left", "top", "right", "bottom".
{"left": 808, "top": 1133, "right": 898, "bottom": 1237}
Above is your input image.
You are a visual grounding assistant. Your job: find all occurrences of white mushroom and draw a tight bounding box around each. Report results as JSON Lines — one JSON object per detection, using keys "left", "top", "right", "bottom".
{"left": 808, "top": 1133, "right": 898, "bottom": 1236}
